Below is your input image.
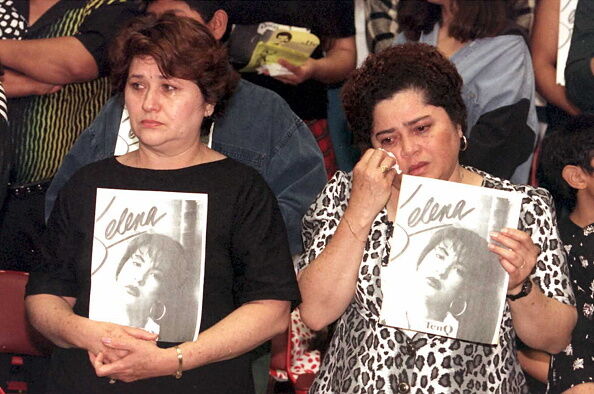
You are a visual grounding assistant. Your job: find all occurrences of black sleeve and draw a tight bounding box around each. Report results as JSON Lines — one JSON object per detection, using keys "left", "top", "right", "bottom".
{"left": 26, "top": 175, "right": 83, "bottom": 298}
{"left": 230, "top": 170, "right": 301, "bottom": 307}
{"left": 330, "top": 0, "right": 355, "bottom": 38}
{"left": 312, "top": 0, "right": 355, "bottom": 38}
{"left": 459, "top": 99, "right": 535, "bottom": 180}
{"left": 75, "top": 2, "right": 142, "bottom": 76}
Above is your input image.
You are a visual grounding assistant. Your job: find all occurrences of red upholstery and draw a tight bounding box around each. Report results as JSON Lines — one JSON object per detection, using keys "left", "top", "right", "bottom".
{"left": 0, "top": 271, "right": 52, "bottom": 356}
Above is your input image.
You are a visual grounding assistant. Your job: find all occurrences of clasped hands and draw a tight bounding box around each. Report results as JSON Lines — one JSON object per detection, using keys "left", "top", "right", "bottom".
{"left": 85, "top": 321, "right": 174, "bottom": 383}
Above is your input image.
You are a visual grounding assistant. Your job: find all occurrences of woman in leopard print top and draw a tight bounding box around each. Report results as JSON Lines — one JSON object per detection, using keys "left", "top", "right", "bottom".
{"left": 296, "top": 43, "right": 576, "bottom": 393}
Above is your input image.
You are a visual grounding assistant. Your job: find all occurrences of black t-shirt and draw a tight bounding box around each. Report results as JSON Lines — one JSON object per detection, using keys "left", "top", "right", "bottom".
{"left": 225, "top": 0, "right": 355, "bottom": 120}
{"left": 26, "top": 157, "right": 300, "bottom": 394}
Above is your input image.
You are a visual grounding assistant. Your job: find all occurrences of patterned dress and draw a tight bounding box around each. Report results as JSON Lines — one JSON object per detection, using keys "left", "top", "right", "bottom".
{"left": 548, "top": 218, "right": 594, "bottom": 393}
{"left": 298, "top": 168, "right": 575, "bottom": 394}
{"left": 0, "top": 0, "right": 26, "bottom": 39}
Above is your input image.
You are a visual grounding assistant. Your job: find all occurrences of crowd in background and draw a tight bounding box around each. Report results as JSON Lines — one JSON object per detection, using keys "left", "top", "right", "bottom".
{"left": 0, "top": 0, "right": 592, "bottom": 393}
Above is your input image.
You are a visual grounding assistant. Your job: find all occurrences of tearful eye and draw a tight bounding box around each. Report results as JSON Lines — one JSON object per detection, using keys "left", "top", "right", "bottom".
{"left": 381, "top": 137, "right": 395, "bottom": 146}
{"left": 415, "top": 125, "right": 429, "bottom": 133}
{"left": 163, "top": 84, "right": 176, "bottom": 92}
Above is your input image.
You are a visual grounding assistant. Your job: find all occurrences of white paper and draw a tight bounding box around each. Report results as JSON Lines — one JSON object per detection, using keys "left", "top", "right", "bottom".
{"left": 557, "top": 0, "right": 578, "bottom": 86}
{"left": 89, "top": 188, "right": 207, "bottom": 343}
{"left": 379, "top": 176, "right": 522, "bottom": 344}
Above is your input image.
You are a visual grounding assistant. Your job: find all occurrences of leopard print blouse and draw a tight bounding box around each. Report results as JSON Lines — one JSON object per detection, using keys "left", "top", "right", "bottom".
{"left": 297, "top": 169, "right": 575, "bottom": 394}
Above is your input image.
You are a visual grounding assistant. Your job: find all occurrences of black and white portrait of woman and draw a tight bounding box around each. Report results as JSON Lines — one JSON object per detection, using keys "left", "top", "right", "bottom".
{"left": 115, "top": 233, "right": 199, "bottom": 342}
{"left": 89, "top": 188, "right": 206, "bottom": 344}
{"left": 405, "top": 227, "right": 504, "bottom": 343}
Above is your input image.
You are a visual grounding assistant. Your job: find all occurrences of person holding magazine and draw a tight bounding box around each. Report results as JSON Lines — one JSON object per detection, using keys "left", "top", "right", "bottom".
{"left": 296, "top": 43, "right": 576, "bottom": 393}
{"left": 24, "top": 14, "right": 299, "bottom": 394}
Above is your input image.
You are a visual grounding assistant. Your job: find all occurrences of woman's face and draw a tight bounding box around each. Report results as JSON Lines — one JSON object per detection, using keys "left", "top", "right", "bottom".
{"left": 417, "top": 239, "right": 467, "bottom": 301}
{"left": 371, "top": 89, "right": 462, "bottom": 181}
{"left": 125, "top": 55, "right": 214, "bottom": 155}
{"left": 117, "top": 246, "right": 164, "bottom": 312}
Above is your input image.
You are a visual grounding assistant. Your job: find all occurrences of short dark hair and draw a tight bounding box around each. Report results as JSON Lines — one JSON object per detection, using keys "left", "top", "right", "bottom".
{"left": 539, "top": 115, "right": 594, "bottom": 212}
{"left": 397, "top": 0, "right": 508, "bottom": 42}
{"left": 142, "top": 0, "right": 226, "bottom": 22}
{"left": 109, "top": 13, "right": 239, "bottom": 127}
{"left": 342, "top": 43, "right": 466, "bottom": 150}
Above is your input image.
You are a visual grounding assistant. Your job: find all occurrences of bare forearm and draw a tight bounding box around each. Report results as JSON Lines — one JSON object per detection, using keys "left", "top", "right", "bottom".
{"left": 533, "top": 61, "right": 580, "bottom": 115}
{"left": 509, "top": 285, "right": 576, "bottom": 353}
{"left": 311, "top": 37, "right": 356, "bottom": 84}
{"left": 298, "top": 210, "right": 370, "bottom": 330}
{"left": 517, "top": 348, "right": 550, "bottom": 384}
{"left": 25, "top": 294, "right": 83, "bottom": 348}
{"left": 180, "top": 300, "right": 290, "bottom": 371}
{"left": 0, "top": 37, "right": 98, "bottom": 84}
{"left": 3, "top": 69, "right": 61, "bottom": 97}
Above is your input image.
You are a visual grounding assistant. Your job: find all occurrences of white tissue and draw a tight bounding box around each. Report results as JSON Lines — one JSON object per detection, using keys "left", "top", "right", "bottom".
{"left": 378, "top": 148, "right": 403, "bottom": 174}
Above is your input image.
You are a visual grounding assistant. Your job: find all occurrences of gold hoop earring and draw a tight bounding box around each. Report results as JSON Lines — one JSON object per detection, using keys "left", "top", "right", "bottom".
{"left": 449, "top": 298, "right": 467, "bottom": 317}
{"left": 149, "top": 301, "right": 167, "bottom": 321}
{"left": 460, "top": 135, "right": 468, "bottom": 152}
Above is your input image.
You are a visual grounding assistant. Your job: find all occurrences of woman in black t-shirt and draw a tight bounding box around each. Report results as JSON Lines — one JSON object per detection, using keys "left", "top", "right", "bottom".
{"left": 25, "top": 14, "right": 299, "bottom": 394}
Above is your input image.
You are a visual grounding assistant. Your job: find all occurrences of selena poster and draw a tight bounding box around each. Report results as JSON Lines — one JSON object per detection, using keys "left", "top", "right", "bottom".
{"left": 88, "top": 188, "right": 207, "bottom": 343}
{"left": 379, "top": 175, "right": 522, "bottom": 345}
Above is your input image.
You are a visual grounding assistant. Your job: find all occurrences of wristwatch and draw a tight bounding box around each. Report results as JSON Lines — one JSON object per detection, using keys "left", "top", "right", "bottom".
{"left": 506, "top": 278, "right": 533, "bottom": 301}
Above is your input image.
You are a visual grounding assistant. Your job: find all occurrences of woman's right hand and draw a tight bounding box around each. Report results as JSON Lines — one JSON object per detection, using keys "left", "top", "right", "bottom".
{"left": 76, "top": 318, "right": 158, "bottom": 363}
{"left": 348, "top": 148, "right": 399, "bottom": 222}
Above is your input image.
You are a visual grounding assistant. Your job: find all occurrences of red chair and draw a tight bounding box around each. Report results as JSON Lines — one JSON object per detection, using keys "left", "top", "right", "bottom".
{"left": 0, "top": 270, "right": 53, "bottom": 393}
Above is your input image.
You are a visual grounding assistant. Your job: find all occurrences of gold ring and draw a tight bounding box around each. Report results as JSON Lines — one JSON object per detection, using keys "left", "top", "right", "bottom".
{"left": 109, "top": 378, "right": 117, "bottom": 384}
{"left": 380, "top": 165, "right": 389, "bottom": 173}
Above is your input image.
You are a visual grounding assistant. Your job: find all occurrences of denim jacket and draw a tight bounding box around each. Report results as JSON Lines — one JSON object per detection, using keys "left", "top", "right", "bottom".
{"left": 46, "top": 79, "right": 327, "bottom": 255}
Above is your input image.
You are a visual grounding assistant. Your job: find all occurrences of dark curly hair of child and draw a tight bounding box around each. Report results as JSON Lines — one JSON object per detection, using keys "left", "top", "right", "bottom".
{"left": 342, "top": 42, "right": 467, "bottom": 150}
{"left": 538, "top": 114, "right": 594, "bottom": 213}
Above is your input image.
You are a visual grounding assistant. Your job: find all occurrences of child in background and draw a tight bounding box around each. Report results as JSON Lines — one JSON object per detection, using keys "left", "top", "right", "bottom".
{"left": 539, "top": 115, "right": 594, "bottom": 393}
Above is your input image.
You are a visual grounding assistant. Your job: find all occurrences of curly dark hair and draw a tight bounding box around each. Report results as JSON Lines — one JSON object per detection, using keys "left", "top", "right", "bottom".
{"left": 538, "top": 115, "right": 594, "bottom": 213}
{"left": 397, "top": 0, "right": 509, "bottom": 42}
{"left": 109, "top": 12, "right": 239, "bottom": 131}
{"left": 342, "top": 43, "right": 467, "bottom": 150}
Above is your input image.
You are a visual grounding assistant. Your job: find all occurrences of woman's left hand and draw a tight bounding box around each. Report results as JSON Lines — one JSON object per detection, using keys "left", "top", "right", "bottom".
{"left": 89, "top": 337, "right": 177, "bottom": 382}
{"left": 488, "top": 228, "right": 539, "bottom": 293}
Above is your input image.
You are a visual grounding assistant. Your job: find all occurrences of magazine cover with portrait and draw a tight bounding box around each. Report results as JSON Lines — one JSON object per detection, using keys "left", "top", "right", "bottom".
{"left": 89, "top": 188, "right": 207, "bottom": 343}
{"left": 379, "top": 175, "right": 522, "bottom": 345}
